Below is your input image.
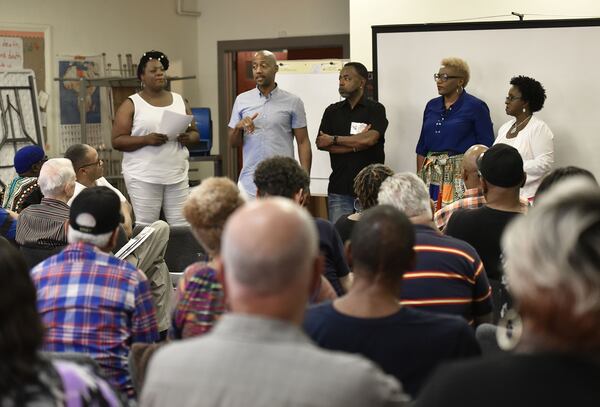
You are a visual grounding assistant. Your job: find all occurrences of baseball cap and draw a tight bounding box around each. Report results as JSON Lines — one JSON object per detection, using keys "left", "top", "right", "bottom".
{"left": 14, "top": 145, "right": 45, "bottom": 174}
{"left": 69, "top": 186, "right": 121, "bottom": 235}
{"left": 477, "top": 143, "right": 525, "bottom": 188}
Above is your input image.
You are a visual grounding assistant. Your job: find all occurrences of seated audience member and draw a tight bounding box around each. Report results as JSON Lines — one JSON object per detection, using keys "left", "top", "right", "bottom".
{"left": 434, "top": 144, "right": 529, "bottom": 231}
{"left": 0, "top": 207, "right": 17, "bottom": 243}
{"left": 0, "top": 237, "right": 125, "bottom": 406}
{"left": 31, "top": 187, "right": 158, "bottom": 400}
{"left": 445, "top": 143, "right": 526, "bottom": 318}
{"left": 534, "top": 165, "right": 597, "bottom": 201}
{"left": 378, "top": 173, "right": 492, "bottom": 325}
{"left": 170, "top": 177, "right": 244, "bottom": 339}
{"left": 18, "top": 157, "right": 171, "bottom": 333}
{"left": 16, "top": 158, "right": 74, "bottom": 250}
{"left": 335, "top": 163, "right": 394, "bottom": 243}
{"left": 2, "top": 144, "right": 46, "bottom": 212}
{"left": 254, "top": 156, "right": 349, "bottom": 296}
{"left": 304, "top": 205, "right": 480, "bottom": 397}
{"left": 415, "top": 178, "right": 600, "bottom": 407}
{"left": 65, "top": 144, "right": 172, "bottom": 334}
{"left": 142, "top": 198, "right": 410, "bottom": 406}
{"left": 65, "top": 144, "right": 133, "bottom": 234}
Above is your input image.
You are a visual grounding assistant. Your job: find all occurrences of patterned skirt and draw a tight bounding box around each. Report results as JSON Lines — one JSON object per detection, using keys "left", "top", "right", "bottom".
{"left": 420, "top": 152, "right": 465, "bottom": 211}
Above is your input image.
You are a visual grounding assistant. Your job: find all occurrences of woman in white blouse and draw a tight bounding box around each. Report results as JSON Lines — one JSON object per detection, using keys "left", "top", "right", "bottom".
{"left": 495, "top": 76, "right": 554, "bottom": 200}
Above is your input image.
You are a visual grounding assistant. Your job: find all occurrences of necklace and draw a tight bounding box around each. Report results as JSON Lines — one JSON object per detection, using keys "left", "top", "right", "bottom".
{"left": 510, "top": 115, "right": 532, "bottom": 134}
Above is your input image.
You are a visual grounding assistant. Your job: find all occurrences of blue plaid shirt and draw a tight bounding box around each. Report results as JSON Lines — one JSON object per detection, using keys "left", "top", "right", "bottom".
{"left": 31, "top": 242, "right": 158, "bottom": 399}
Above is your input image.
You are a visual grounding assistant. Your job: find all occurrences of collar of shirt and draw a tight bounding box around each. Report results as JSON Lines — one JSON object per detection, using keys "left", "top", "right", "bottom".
{"left": 256, "top": 83, "right": 280, "bottom": 99}
{"left": 438, "top": 90, "right": 468, "bottom": 112}
{"left": 413, "top": 223, "right": 441, "bottom": 235}
{"left": 463, "top": 187, "right": 482, "bottom": 199}
{"left": 40, "top": 197, "right": 70, "bottom": 209}
{"left": 342, "top": 94, "right": 369, "bottom": 110}
{"left": 211, "top": 313, "right": 310, "bottom": 344}
{"left": 63, "top": 241, "right": 110, "bottom": 260}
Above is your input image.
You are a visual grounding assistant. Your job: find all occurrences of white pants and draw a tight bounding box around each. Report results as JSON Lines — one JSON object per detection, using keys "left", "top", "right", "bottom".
{"left": 124, "top": 175, "right": 189, "bottom": 226}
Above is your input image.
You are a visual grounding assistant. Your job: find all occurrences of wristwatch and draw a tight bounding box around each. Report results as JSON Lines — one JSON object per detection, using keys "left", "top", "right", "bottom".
{"left": 333, "top": 135, "right": 338, "bottom": 145}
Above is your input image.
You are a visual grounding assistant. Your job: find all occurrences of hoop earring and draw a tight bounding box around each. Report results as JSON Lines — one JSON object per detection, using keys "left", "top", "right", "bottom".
{"left": 496, "top": 308, "right": 523, "bottom": 351}
{"left": 353, "top": 198, "right": 362, "bottom": 213}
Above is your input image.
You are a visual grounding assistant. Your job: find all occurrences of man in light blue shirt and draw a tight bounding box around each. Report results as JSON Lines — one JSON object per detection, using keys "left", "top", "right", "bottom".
{"left": 228, "top": 50, "right": 312, "bottom": 198}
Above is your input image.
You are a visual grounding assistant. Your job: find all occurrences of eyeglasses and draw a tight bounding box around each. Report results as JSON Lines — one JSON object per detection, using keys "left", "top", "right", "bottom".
{"left": 505, "top": 95, "right": 522, "bottom": 102}
{"left": 434, "top": 73, "right": 462, "bottom": 82}
{"left": 79, "top": 158, "right": 102, "bottom": 169}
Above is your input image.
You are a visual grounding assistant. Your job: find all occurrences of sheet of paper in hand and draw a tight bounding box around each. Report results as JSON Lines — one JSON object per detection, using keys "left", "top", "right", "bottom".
{"left": 115, "top": 226, "right": 155, "bottom": 260}
{"left": 157, "top": 110, "right": 193, "bottom": 141}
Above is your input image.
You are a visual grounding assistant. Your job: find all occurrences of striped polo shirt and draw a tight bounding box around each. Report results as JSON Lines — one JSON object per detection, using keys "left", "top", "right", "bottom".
{"left": 400, "top": 224, "right": 492, "bottom": 324}
{"left": 16, "top": 198, "right": 70, "bottom": 248}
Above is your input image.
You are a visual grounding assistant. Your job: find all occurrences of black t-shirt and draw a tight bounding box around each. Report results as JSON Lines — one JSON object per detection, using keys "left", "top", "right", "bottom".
{"left": 415, "top": 353, "right": 600, "bottom": 407}
{"left": 315, "top": 218, "right": 350, "bottom": 296}
{"left": 303, "top": 303, "right": 480, "bottom": 397}
{"left": 333, "top": 214, "right": 357, "bottom": 244}
{"left": 445, "top": 206, "right": 521, "bottom": 280}
{"left": 319, "top": 96, "right": 388, "bottom": 195}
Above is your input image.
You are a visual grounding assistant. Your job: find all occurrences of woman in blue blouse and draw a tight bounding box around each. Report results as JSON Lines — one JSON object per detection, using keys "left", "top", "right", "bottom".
{"left": 416, "top": 57, "right": 494, "bottom": 209}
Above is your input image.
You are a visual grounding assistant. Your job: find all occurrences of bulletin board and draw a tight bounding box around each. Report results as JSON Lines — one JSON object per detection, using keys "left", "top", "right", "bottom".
{"left": 0, "top": 29, "right": 46, "bottom": 92}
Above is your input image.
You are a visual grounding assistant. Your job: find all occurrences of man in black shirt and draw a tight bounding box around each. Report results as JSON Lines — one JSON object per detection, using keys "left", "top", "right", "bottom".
{"left": 316, "top": 62, "right": 388, "bottom": 223}
{"left": 445, "top": 143, "right": 527, "bottom": 320}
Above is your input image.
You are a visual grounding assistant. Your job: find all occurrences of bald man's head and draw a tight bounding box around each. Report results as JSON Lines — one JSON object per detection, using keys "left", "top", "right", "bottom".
{"left": 221, "top": 198, "right": 318, "bottom": 296}
{"left": 462, "top": 144, "right": 488, "bottom": 189}
{"left": 252, "top": 50, "right": 278, "bottom": 90}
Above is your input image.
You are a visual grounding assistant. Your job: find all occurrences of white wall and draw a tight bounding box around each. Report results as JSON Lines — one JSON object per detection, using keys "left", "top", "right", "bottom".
{"left": 350, "top": 0, "right": 600, "bottom": 70}
{"left": 1, "top": 0, "right": 350, "bottom": 157}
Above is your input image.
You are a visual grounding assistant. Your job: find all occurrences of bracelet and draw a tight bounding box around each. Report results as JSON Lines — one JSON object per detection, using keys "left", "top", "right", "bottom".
{"left": 353, "top": 147, "right": 357, "bottom": 153}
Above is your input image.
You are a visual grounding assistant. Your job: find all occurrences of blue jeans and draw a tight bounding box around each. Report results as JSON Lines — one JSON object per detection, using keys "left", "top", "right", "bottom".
{"left": 328, "top": 193, "right": 355, "bottom": 223}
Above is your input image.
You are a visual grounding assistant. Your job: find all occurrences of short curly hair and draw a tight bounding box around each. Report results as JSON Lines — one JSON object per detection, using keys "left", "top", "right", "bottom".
{"left": 510, "top": 75, "right": 547, "bottom": 112}
{"left": 441, "top": 57, "right": 470, "bottom": 87}
{"left": 353, "top": 164, "right": 394, "bottom": 210}
{"left": 183, "top": 177, "right": 244, "bottom": 256}
{"left": 254, "top": 156, "right": 309, "bottom": 199}
{"left": 137, "top": 50, "right": 169, "bottom": 80}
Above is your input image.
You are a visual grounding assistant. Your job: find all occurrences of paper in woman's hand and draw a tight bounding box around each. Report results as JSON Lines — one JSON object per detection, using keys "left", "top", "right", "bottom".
{"left": 157, "top": 110, "right": 193, "bottom": 141}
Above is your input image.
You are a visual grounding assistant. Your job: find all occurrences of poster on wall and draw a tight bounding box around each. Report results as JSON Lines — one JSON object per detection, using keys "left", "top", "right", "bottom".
{"left": 56, "top": 54, "right": 106, "bottom": 152}
{"left": 0, "top": 36, "right": 23, "bottom": 69}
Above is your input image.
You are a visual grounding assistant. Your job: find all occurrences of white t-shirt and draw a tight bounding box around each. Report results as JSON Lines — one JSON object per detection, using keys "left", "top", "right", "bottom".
{"left": 68, "top": 177, "right": 127, "bottom": 206}
{"left": 495, "top": 115, "right": 554, "bottom": 199}
{"left": 122, "top": 92, "right": 190, "bottom": 185}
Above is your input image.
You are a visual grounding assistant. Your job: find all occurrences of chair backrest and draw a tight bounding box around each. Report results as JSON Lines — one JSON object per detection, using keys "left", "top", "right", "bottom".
{"left": 188, "top": 107, "right": 212, "bottom": 156}
{"left": 164, "top": 226, "right": 206, "bottom": 272}
{"left": 20, "top": 245, "right": 65, "bottom": 270}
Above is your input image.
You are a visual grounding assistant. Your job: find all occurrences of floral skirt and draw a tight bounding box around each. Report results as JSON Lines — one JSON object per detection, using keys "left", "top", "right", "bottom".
{"left": 420, "top": 152, "right": 465, "bottom": 211}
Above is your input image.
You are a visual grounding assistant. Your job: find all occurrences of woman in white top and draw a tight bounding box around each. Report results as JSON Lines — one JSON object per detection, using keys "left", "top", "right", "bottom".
{"left": 112, "top": 51, "right": 199, "bottom": 226}
{"left": 495, "top": 76, "right": 554, "bottom": 200}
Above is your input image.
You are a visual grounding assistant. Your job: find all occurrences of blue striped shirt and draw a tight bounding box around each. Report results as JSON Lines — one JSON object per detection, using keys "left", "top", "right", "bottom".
{"left": 228, "top": 86, "right": 306, "bottom": 197}
{"left": 400, "top": 225, "right": 493, "bottom": 324}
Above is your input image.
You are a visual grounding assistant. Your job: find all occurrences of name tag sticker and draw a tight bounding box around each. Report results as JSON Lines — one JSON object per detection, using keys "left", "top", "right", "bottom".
{"left": 350, "top": 122, "right": 368, "bottom": 134}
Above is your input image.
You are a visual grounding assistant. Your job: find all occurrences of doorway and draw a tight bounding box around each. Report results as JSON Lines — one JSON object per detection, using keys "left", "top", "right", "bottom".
{"left": 217, "top": 35, "right": 349, "bottom": 180}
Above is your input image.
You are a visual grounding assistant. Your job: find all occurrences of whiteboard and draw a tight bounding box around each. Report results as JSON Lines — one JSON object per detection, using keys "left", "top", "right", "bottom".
{"left": 374, "top": 19, "right": 600, "bottom": 180}
{"left": 276, "top": 60, "right": 347, "bottom": 195}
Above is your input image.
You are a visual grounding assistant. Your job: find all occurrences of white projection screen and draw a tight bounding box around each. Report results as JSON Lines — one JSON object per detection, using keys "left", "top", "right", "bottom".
{"left": 373, "top": 19, "right": 600, "bottom": 179}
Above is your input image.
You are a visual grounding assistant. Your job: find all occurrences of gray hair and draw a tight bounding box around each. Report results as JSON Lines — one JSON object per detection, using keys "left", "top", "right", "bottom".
{"left": 38, "top": 158, "right": 76, "bottom": 198}
{"left": 67, "top": 226, "right": 113, "bottom": 248}
{"left": 502, "top": 177, "right": 600, "bottom": 347}
{"left": 378, "top": 172, "right": 432, "bottom": 218}
{"left": 221, "top": 198, "right": 318, "bottom": 295}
